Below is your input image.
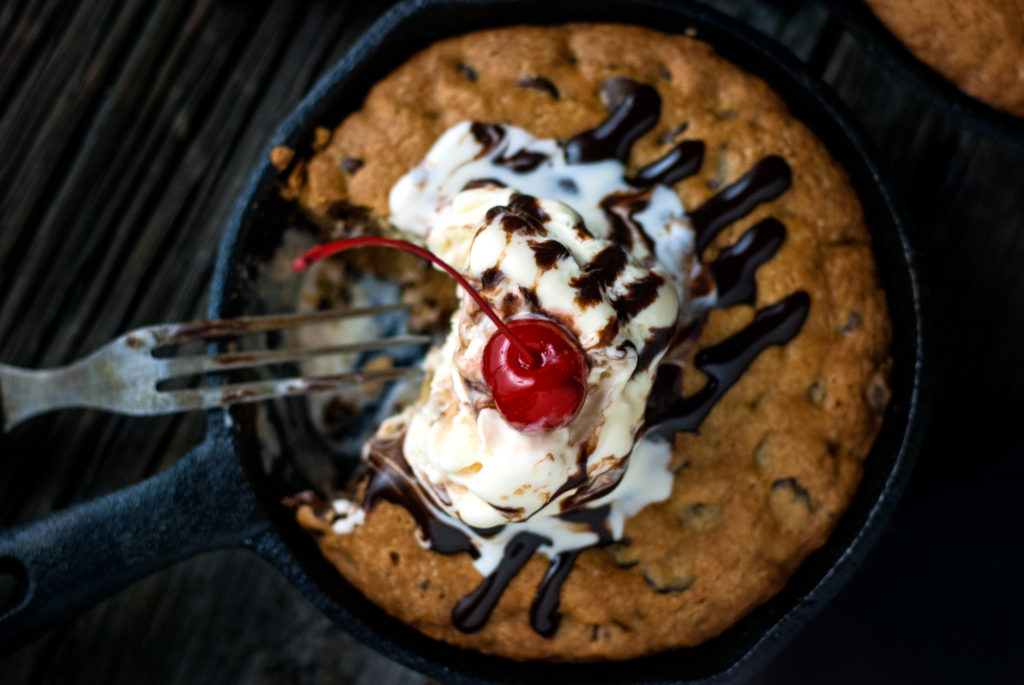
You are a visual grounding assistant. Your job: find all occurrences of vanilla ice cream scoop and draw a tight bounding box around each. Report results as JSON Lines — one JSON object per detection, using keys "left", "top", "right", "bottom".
{"left": 364, "top": 119, "right": 714, "bottom": 530}
{"left": 397, "top": 187, "right": 679, "bottom": 528}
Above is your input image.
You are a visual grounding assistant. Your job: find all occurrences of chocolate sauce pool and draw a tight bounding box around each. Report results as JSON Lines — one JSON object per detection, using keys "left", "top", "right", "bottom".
{"left": 320, "top": 77, "right": 810, "bottom": 638}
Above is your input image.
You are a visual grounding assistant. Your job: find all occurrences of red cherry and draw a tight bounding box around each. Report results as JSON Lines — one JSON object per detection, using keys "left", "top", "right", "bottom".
{"left": 483, "top": 318, "right": 587, "bottom": 434}
{"left": 293, "top": 236, "right": 587, "bottom": 435}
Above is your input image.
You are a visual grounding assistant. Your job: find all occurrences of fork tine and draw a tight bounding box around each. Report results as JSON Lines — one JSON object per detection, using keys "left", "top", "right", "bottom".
{"left": 162, "top": 367, "right": 424, "bottom": 411}
{"left": 139, "top": 303, "right": 414, "bottom": 346}
{"left": 157, "top": 334, "right": 431, "bottom": 379}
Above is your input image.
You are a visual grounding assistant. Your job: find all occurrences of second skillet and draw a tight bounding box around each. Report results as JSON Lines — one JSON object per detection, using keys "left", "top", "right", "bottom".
{"left": 0, "top": 1, "right": 928, "bottom": 682}
{"left": 825, "top": 0, "right": 1024, "bottom": 142}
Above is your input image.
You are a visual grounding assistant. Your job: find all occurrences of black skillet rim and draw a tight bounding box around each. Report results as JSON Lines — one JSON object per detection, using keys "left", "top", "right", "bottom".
{"left": 209, "top": 0, "right": 929, "bottom": 682}
{"left": 824, "top": 0, "right": 1024, "bottom": 142}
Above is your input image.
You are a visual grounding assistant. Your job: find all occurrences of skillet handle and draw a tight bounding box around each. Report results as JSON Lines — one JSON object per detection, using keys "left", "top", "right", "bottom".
{"left": 0, "top": 421, "right": 270, "bottom": 649}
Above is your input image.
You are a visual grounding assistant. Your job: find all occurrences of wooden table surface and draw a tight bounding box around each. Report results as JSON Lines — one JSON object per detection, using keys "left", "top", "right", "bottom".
{"left": 1, "top": 1, "right": 1021, "bottom": 682}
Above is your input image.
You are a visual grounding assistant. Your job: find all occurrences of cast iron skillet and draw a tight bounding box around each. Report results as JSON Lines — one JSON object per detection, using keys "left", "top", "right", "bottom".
{"left": 0, "top": 0, "right": 929, "bottom": 682}
{"left": 824, "top": 0, "right": 1024, "bottom": 142}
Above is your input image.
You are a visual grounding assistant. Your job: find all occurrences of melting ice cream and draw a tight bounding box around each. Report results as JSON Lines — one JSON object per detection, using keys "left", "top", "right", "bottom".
{"left": 376, "top": 120, "right": 713, "bottom": 530}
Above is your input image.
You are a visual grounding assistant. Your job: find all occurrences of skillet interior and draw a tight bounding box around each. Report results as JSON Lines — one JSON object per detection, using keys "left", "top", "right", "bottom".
{"left": 208, "top": 0, "right": 927, "bottom": 682}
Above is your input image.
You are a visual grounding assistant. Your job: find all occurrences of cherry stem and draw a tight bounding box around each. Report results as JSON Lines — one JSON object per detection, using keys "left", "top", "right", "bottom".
{"left": 292, "top": 236, "right": 541, "bottom": 368}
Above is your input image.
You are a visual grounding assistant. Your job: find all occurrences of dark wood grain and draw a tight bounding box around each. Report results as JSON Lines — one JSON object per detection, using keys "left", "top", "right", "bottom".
{"left": 0, "top": 0, "right": 1021, "bottom": 682}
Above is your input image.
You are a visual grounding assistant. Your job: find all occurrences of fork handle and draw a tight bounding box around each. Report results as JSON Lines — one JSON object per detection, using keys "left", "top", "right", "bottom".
{"left": 0, "top": 363, "right": 80, "bottom": 431}
{"left": 0, "top": 422, "right": 269, "bottom": 649}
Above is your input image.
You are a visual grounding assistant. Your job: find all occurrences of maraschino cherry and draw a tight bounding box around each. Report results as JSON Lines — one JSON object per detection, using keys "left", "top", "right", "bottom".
{"left": 481, "top": 318, "right": 587, "bottom": 434}
{"left": 293, "top": 236, "right": 587, "bottom": 434}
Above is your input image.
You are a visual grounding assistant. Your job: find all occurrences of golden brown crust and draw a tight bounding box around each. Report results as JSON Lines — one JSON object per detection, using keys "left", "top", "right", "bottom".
{"left": 865, "top": 0, "right": 1024, "bottom": 117}
{"left": 270, "top": 145, "right": 294, "bottom": 171}
{"left": 287, "top": 23, "right": 892, "bottom": 660}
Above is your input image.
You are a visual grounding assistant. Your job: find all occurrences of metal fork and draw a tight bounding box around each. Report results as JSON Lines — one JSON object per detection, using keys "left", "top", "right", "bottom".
{"left": 0, "top": 304, "right": 428, "bottom": 431}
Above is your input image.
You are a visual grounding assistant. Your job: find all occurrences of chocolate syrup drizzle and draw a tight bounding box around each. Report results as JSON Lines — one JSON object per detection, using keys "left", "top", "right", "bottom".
{"left": 710, "top": 217, "right": 786, "bottom": 308}
{"left": 690, "top": 155, "right": 792, "bottom": 253}
{"left": 601, "top": 189, "right": 657, "bottom": 252}
{"left": 451, "top": 533, "right": 549, "bottom": 632}
{"left": 530, "top": 550, "right": 580, "bottom": 637}
{"left": 630, "top": 140, "right": 705, "bottom": 186}
{"left": 341, "top": 77, "right": 811, "bottom": 638}
{"left": 644, "top": 292, "right": 810, "bottom": 440}
{"left": 563, "top": 82, "right": 661, "bottom": 163}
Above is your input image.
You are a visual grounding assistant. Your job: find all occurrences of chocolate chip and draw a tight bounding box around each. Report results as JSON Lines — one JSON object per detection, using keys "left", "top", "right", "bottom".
{"left": 591, "top": 623, "right": 623, "bottom": 641}
{"left": 772, "top": 477, "right": 811, "bottom": 504}
{"left": 769, "top": 478, "right": 814, "bottom": 530}
{"left": 807, "top": 381, "right": 827, "bottom": 407}
{"left": 516, "top": 75, "right": 560, "bottom": 99}
{"left": 640, "top": 555, "right": 695, "bottom": 593}
{"left": 456, "top": 61, "right": 478, "bottom": 81}
{"left": 600, "top": 76, "right": 639, "bottom": 111}
{"left": 865, "top": 369, "right": 891, "bottom": 416}
{"left": 841, "top": 310, "right": 863, "bottom": 335}
{"left": 389, "top": 552, "right": 400, "bottom": 566}
{"left": 677, "top": 503, "right": 722, "bottom": 533}
{"left": 605, "top": 544, "right": 638, "bottom": 569}
{"left": 341, "top": 157, "right": 364, "bottom": 174}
